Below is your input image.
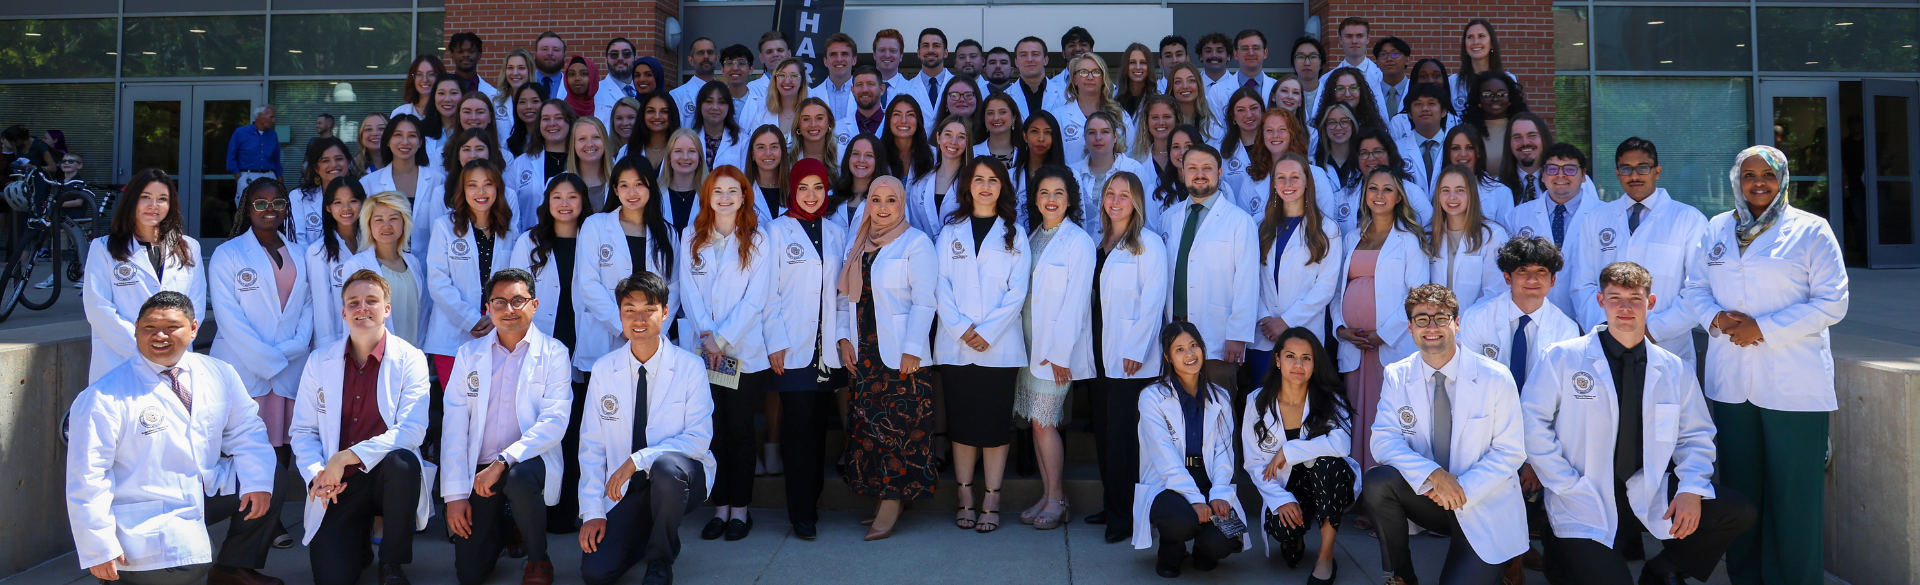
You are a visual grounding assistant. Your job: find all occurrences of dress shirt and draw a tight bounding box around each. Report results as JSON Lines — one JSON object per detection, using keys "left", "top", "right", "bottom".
{"left": 813, "top": 76, "right": 855, "bottom": 118}
{"left": 339, "top": 335, "right": 390, "bottom": 476}
{"left": 1175, "top": 380, "right": 1204, "bottom": 459}
{"left": 1599, "top": 328, "right": 1647, "bottom": 482}
{"left": 477, "top": 335, "right": 530, "bottom": 465}
{"left": 226, "top": 124, "right": 284, "bottom": 177}
{"left": 1411, "top": 349, "right": 1464, "bottom": 470}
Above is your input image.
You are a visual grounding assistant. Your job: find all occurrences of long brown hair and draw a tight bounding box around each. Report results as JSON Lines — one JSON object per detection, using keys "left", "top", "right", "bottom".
{"left": 690, "top": 165, "right": 760, "bottom": 267}
{"left": 1249, "top": 108, "right": 1308, "bottom": 181}
{"left": 1259, "top": 153, "right": 1331, "bottom": 265}
{"left": 1431, "top": 164, "right": 1493, "bottom": 254}
{"left": 1360, "top": 166, "right": 1435, "bottom": 257}
{"left": 110, "top": 168, "right": 195, "bottom": 267}
{"left": 450, "top": 159, "right": 513, "bottom": 239}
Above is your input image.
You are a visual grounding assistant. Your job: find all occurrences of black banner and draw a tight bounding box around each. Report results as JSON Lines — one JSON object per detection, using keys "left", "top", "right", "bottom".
{"left": 771, "top": 0, "right": 845, "bottom": 86}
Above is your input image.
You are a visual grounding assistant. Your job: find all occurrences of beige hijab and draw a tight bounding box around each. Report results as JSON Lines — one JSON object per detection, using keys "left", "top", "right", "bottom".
{"left": 837, "top": 176, "right": 910, "bottom": 297}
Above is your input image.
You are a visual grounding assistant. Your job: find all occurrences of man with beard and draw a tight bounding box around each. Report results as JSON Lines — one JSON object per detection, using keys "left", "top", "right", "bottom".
{"left": 1049, "top": 27, "right": 1095, "bottom": 88}
{"left": 836, "top": 66, "right": 888, "bottom": 138}
{"left": 1502, "top": 112, "right": 1554, "bottom": 204}
{"left": 532, "top": 31, "right": 569, "bottom": 101}
{"left": 670, "top": 37, "right": 718, "bottom": 128}
{"left": 952, "top": 40, "right": 984, "bottom": 78}
{"left": 747, "top": 31, "right": 790, "bottom": 100}
{"left": 447, "top": 33, "right": 493, "bottom": 96}
{"left": 982, "top": 47, "right": 1016, "bottom": 95}
{"left": 811, "top": 33, "right": 859, "bottom": 118}
{"left": 911, "top": 29, "right": 953, "bottom": 125}
{"left": 594, "top": 38, "right": 641, "bottom": 125}
{"left": 1157, "top": 35, "right": 1189, "bottom": 93}
{"left": 1506, "top": 143, "right": 1602, "bottom": 317}
{"left": 1160, "top": 144, "right": 1258, "bottom": 392}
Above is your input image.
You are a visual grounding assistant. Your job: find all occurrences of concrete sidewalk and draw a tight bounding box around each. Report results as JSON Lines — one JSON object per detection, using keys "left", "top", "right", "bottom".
{"left": 3, "top": 503, "right": 1740, "bottom": 585}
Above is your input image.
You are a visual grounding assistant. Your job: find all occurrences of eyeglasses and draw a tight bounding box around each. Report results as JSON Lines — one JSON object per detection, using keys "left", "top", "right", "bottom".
{"left": 1480, "top": 90, "right": 1509, "bottom": 100}
{"left": 1410, "top": 314, "right": 1455, "bottom": 328}
{"left": 1543, "top": 164, "right": 1583, "bottom": 176}
{"left": 249, "top": 199, "right": 289, "bottom": 211}
{"left": 60, "top": 158, "right": 81, "bottom": 165}
{"left": 1357, "top": 148, "right": 1388, "bottom": 159}
{"left": 1292, "top": 52, "right": 1320, "bottom": 61}
{"left": 1615, "top": 165, "right": 1656, "bottom": 176}
{"left": 1074, "top": 70, "right": 1102, "bottom": 79}
{"left": 945, "top": 91, "right": 976, "bottom": 100}
{"left": 1377, "top": 51, "right": 1404, "bottom": 60}
{"left": 721, "top": 59, "right": 753, "bottom": 68}
{"left": 1325, "top": 119, "right": 1354, "bottom": 129}
{"left": 606, "top": 50, "right": 635, "bottom": 59}
{"left": 1334, "top": 84, "right": 1361, "bottom": 94}
{"left": 487, "top": 296, "right": 535, "bottom": 311}
{"left": 773, "top": 73, "right": 804, "bottom": 82}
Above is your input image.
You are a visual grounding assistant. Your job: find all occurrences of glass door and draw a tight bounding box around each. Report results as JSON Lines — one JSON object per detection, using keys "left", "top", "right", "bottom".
{"left": 1863, "top": 80, "right": 1920, "bottom": 268}
{"left": 1759, "top": 79, "right": 1844, "bottom": 227}
{"left": 116, "top": 83, "right": 263, "bottom": 246}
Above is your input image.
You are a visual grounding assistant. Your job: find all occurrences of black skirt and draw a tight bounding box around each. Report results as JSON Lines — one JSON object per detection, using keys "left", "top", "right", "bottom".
{"left": 940, "top": 364, "right": 1019, "bottom": 447}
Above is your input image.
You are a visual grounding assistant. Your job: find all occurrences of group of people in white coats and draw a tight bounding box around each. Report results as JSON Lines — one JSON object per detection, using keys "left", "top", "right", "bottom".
{"left": 67, "top": 13, "right": 1853, "bottom": 585}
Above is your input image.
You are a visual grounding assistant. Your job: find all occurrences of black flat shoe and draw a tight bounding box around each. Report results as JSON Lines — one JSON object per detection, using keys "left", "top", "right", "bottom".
{"left": 1638, "top": 569, "right": 1685, "bottom": 585}
{"left": 1191, "top": 554, "right": 1219, "bottom": 572}
{"left": 793, "top": 522, "right": 817, "bottom": 540}
{"left": 1103, "top": 526, "right": 1129, "bottom": 544}
{"left": 699, "top": 517, "right": 727, "bottom": 540}
{"left": 724, "top": 517, "right": 753, "bottom": 541}
{"left": 1155, "top": 546, "right": 1185, "bottom": 578}
{"left": 1085, "top": 510, "right": 1107, "bottom": 525}
{"left": 1307, "top": 558, "right": 1338, "bottom": 585}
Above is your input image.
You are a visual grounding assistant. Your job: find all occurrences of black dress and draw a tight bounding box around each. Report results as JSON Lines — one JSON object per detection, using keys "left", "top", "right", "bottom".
{"left": 843, "top": 251, "right": 938, "bottom": 500}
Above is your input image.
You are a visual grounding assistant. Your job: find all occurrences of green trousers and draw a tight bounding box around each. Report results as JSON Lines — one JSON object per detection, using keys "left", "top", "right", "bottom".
{"left": 1712, "top": 400, "right": 1828, "bottom": 585}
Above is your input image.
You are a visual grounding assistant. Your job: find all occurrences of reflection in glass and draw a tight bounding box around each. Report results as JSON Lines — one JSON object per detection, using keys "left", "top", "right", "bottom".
{"left": 1593, "top": 76, "right": 1750, "bottom": 215}
{"left": 1877, "top": 95, "right": 1913, "bottom": 246}
{"left": 1594, "top": 7, "right": 1750, "bottom": 72}
{"left": 0, "top": 19, "right": 117, "bottom": 79}
{"left": 270, "top": 80, "right": 406, "bottom": 175}
{"left": 1554, "top": 76, "right": 1591, "bottom": 158}
{"left": 1759, "top": 9, "right": 1919, "bottom": 73}
{"left": 133, "top": 101, "right": 183, "bottom": 176}
{"left": 417, "top": 11, "right": 444, "bottom": 59}
{"left": 272, "top": 14, "right": 413, "bottom": 76}
{"left": 122, "top": 16, "right": 265, "bottom": 77}
{"left": 1774, "top": 96, "right": 1831, "bottom": 217}
{"left": 201, "top": 100, "right": 251, "bottom": 239}
{"left": 1555, "top": 7, "right": 1589, "bottom": 71}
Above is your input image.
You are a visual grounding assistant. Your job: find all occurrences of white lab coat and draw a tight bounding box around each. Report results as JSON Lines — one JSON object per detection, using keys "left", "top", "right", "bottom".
{"left": 592, "top": 75, "right": 635, "bottom": 128}
{"left": 65, "top": 354, "right": 274, "bottom": 572}
{"left": 359, "top": 165, "right": 446, "bottom": 259}
{"left": 1370, "top": 350, "right": 1529, "bottom": 563}
{"left": 1567, "top": 189, "right": 1708, "bottom": 372}
{"left": 1392, "top": 124, "right": 1456, "bottom": 195}
{"left": 341, "top": 249, "right": 433, "bottom": 343}
{"left": 505, "top": 152, "right": 555, "bottom": 233}
{"left": 1252, "top": 217, "right": 1344, "bottom": 352}
{"left": 578, "top": 342, "right": 718, "bottom": 520}
{"left": 1505, "top": 181, "right": 1602, "bottom": 317}
{"left": 1683, "top": 208, "right": 1849, "bottom": 412}
{"left": 675, "top": 226, "right": 782, "bottom": 373}
{"left": 505, "top": 231, "right": 566, "bottom": 339}
{"left": 1448, "top": 71, "right": 1516, "bottom": 117}
{"left": 82, "top": 237, "right": 207, "bottom": 382}
{"left": 1466, "top": 177, "right": 1516, "bottom": 231}
{"left": 424, "top": 217, "right": 522, "bottom": 356}
{"left": 440, "top": 327, "right": 574, "bottom": 505}
{"left": 905, "top": 173, "right": 962, "bottom": 239}
{"left": 1068, "top": 156, "right": 1153, "bottom": 237}
{"left": 1047, "top": 101, "right": 1098, "bottom": 167}
{"left": 1521, "top": 329, "right": 1719, "bottom": 545}
{"left": 844, "top": 229, "right": 939, "bottom": 369}
{"left": 288, "top": 334, "right": 437, "bottom": 545}
{"left": 882, "top": 72, "right": 933, "bottom": 125}
{"left": 934, "top": 218, "right": 1031, "bottom": 368}
{"left": 1429, "top": 223, "right": 1510, "bottom": 311}
{"left": 1235, "top": 166, "right": 1339, "bottom": 224}
{"left": 573, "top": 212, "right": 682, "bottom": 371}
{"left": 1131, "top": 382, "right": 1250, "bottom": 551}
{"left": 1457, "top": 291, "right": 1582, "bottom": 384}
{"left": 1331, "top": 227, "right": 1431, "bottom": 372}
{"left": 1329, "top": 176, "right": 1433, "bottom": 236}
{"left": 765, "top": 217, "right": 851, "bottom": 370}
{"left": 208, "top": 235, "right": 313, "bottom": 399}
{"left": 698, "top": 126, "right": 748, "bottom": 173}
{"left": 305, "top": 234, "right": 361, "bottom": 349}
{"left": 1318, "top": 59, "right": 1391, "bottom": 122}
{"left": 670, "top": 79, "right": 706, "bottom": 129}
{"left": 1097, "top": 235, "right": 1170, "bottom": 378}
{"left": 1026, "top": 222, "right": 1097, "bottom": 380}
{"left": 1161, "top": 198, "right": 1260, "bottom": 361}
{"left": 289, "top": 186, "right": 329, "bottom": 245}
{"left": 1238, "top": 389, "right": 1360, "bottom": 555}
{"left": 492, "top": 93, "right": 517, "bottom": 148}
{"left": 1005, "top": 77, "right": 1069, "bottom": 123}
{"left": 1206, "top": 71, "right": 1278, "bottom": 125}
{"left": 909, "top": 69, "right": 954, "bottom": 134}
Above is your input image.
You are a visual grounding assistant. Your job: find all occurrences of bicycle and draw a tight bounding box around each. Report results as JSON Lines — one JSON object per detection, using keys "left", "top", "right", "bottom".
{"left": 0, "top": 167, "right": 97, "bottom": 322}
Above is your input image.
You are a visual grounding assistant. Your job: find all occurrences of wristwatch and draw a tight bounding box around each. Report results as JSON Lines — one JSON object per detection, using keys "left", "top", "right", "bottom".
{"left": 495, "top": 454, "right": 512, "bottom": 469}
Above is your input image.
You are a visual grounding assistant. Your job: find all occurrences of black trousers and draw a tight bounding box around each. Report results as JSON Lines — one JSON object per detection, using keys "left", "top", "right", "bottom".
{"left": 1148, "top": 467, "right": 1243, "bottom": 565}
{"left": 580, "top": 453, "right": 707, "bottom": 585}
{"left": 308, "top": 449, "right": 422, "bottom": 585}
{"left": 1089, "top": 376, "right": 1151, "bottom": 531}
{"left": 708, "top": 374, "right": 762, "bottom": 508}
{"left": 778, "top": 388, "right": 831, "bottom": 525}
{"left": 1361, "top": 465, "right": 1506, "bottom": 585}
{"left": 548, "top": 379, "right": 590, "bottom": 533}
{"left": 451, "top": 456, "right": 552, "bottom": 585}
{"left": 1543, "top": 483, "right": 1755, "bottom": 584}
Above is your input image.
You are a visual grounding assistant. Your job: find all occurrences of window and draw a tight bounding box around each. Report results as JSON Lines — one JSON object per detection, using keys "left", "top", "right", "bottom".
{"left": 1554, "top": 76, "right": 1591, "bottom": 158}
{"left": 1555, "top": 6, "right": 1589, "bottom": 72}
{"left": 0, "top": 84, "right": 115, "bottom": 183}
{"left": 122, "top": 16, "right": 266, "bottom": 77}
{"left": 1758, "top": 8, "right": 1919, "bottom": 73}
{"left": 1593, "top": 6, "right": 1750, "bottom": 71}
{"left": 1592, "top": 76, "right": 1750, "bottom": 214}
{"left": 0, "top": 19, "right": 117, "bottom": 79}
{"left": 416, "top": 11, "right": 444, "bottom": 60}
{"left": 270, "top": 80, "right": 405, "bottom": 179}
{"left": 272, "top": 14, "right": 414, "bottom": 76}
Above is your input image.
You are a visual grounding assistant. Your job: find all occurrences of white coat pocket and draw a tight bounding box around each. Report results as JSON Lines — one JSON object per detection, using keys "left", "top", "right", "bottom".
{"left": 111, "top": 499, "right": 209, "bottom": 565}
{"left": 879, "top": 260, "right": 909, "bottom": 291}
{"left": 1652, "top": 404, "right": 1680, "bottom": 443}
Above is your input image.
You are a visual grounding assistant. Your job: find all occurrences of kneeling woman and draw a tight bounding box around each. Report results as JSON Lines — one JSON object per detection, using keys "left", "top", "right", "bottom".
{"left": 1134, "top": 321, "right": 1249, "bottom": 578}
{"left": 1240, "top": 328, "right": 1357, "bottom": 583}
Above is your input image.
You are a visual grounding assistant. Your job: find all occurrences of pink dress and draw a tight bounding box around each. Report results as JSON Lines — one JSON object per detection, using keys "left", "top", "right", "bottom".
{"left": 1341, "top": 249, "right": 1383, "bottom": 469}
{"left": 252, "top": 245, "right": 300, "bottom": 447}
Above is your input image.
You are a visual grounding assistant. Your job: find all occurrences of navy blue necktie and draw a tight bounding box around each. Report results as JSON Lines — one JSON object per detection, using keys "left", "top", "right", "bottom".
{"left": 1629, "top": 203, "right": 1646, "bottom": 234}
{"left": 1511, "top": 315, "right": 1531, "bottom": 391}
{"left": 541, "top": 75, "right": 555, "bottom": 97}
{"left": 631, "top": 364, "right": 650, "bottom": 446}
{"left": 1551, "top": 203, "right": 1568, "bottom": 247}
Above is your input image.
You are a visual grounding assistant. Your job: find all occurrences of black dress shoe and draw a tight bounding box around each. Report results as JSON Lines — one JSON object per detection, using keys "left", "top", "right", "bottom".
{"left": 1638, "top": 569, "right": 1686, "bottom": 585}
{"left": 1155, "top": 546, "right": 1186, "bottom": 578}
{"left": 699, "top": 517, "right": 728, "bottom": 540}
{"left": 1191, "top": 554, "right": 1219, "bottom": 572}
{"left": 724, "top": 516, "right": 753, "bottom": 541}
{"left": 1104, "top": 526, "right": 1129, "bottom": 544}
{"left": 1306, "top": 558, "right": 1338, "bottom": 585}
{"left": 378, "top": 564, "right": 411, "bottom": 585}
{"left": 793, "top": 522, "right": 817, "bottom": 540}
{"left": 1085, "top": 510, "right": 1107, "bottom": 525}
{"left": 641, "top": 561, "right": 674, "bottom": 585}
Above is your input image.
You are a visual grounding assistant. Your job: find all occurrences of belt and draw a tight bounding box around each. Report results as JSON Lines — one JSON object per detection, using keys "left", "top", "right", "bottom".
{"left": 241, "top": 170, "right": 275, "bottom": 174}
{"left": 1184, "top": 455, "right": 1205, "bottom": 468}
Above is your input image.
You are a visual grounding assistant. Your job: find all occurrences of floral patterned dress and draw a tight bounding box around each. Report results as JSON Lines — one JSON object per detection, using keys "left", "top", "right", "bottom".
{"left": 843, "top": 251, "right": 938, "bottom": 500}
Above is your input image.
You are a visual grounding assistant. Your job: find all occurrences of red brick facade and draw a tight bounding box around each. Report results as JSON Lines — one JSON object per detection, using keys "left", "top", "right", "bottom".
{"left": 443, "top": 0, "right": 683, "bottom": 85}
{"left": 1310, "top": 0, "right": 1556, "bottom": 121}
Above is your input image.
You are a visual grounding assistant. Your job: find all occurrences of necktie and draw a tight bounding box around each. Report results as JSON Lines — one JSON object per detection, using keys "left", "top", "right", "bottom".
{"left": 1551, "top": 203, "right": 1568, "bottom": 247}
{"left": 926, "top": 76, "right": 939, "bottom": 102}
{"left": 631, "top": 363, "right": 650, "bottom": 447}
{"left": 623, "top": 84, "right": 637, "bottom": 99}
{"left": 1524, "top": 175, "right": 1538, "bottom": 203}
{"left": 541, "top": 75, "right": 555, "bottom": 97}
{"left": 161, "top": 367, "right": 191, "bottom": 413}
{"left": 1511, "top": 315, "right": 1532, "bottom": 391}
{"left": 1629, "top": 202, "right": 1646, "bottom": 234}
{"left": 1388, "top": 86, "right": 1403, "bottom": 116}
{"left": 1431, "top": 371, "right": 1451, "bottom": 469}
{"left": 1172, "top": 204, "right": 1206, "bottom": 320}
{"left": 1421, "top": 140, "right": 1439, "bottom": 183}
{"left": 1243, "top": 76, "right": 1259, "bottom": 92}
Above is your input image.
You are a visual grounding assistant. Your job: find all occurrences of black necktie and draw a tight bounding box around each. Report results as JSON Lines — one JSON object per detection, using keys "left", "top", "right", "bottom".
{"left": 541, "top": 75, "right": 555, "bottom": 97}
{"left": 631, "top": 363, "right": 650, "bottom": 447}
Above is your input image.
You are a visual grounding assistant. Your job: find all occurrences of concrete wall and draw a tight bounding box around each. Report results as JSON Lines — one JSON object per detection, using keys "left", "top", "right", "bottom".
{"left": 1825, "top": 333, "right": 1920, "bottom": 585}
{"left": 0, "top": 322, "right": 93, "bottom": 577}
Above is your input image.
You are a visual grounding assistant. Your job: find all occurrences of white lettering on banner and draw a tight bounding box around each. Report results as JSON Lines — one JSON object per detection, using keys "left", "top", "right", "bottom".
{"left": 799, "top": 11, "right": 821, "bottom": 34}
{"left": 797, "top": 38, "right": 817, "bottom": 59}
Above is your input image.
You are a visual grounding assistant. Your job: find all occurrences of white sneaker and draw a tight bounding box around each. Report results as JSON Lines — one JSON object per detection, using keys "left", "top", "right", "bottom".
{"left": 33, "top": 274, "right": 54, "bottom": 289}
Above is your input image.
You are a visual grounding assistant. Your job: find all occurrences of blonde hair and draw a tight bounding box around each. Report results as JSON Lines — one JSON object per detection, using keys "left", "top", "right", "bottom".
{"left": 566, "top": 117, "right": 612, "bottom": 185}
{"left": 1163, "top": 62, "right": 1217, "bottom": 142}
{"left": 1431, "top": 164, "right": 1493, "bottom": 254}
{"left": 1100, "top": 171, "right": 1148, "bottom": 254}
{"left": 659, "top": 128, "right": 710, "bottom": 191}
{"left": 492, "top": 49, "right": 534, "bottom": 106}
{"left": 1064, "top": 54, "right": 1125, "bottom": 125}
{"left": 358, "top": 190, "right": 416, "bottom": 253}
{"left": 794, "top": 97, "right": 840, "bottom": 179}
{"left": 762, "top": 57, "right": 810, "bottom": 134}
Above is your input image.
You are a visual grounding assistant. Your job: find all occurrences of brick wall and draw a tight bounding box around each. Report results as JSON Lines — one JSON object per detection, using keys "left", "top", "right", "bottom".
{"left": 444, "top": 0, "right": 683, "bottom": 86}
{"left": 1310, "top": 0, "right": 1555, "bottom": 122}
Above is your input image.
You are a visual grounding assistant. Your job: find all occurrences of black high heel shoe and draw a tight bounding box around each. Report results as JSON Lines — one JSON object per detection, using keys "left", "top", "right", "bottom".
{"left": 1306, "top": 558, "right": 1337, "bottom": 585}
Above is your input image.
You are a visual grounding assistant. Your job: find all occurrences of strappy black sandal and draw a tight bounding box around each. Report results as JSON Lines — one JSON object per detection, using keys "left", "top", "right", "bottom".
{"left": 976, "top": 487, "right": 1002, "bottom": 533}
{"left": 954, "top": 481, "right": 978, "bottom": 530}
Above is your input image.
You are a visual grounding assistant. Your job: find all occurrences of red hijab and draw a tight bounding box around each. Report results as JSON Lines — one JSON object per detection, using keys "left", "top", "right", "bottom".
{"left": 785, "top": 158, "right": 832, "bottom": 221}
{"left": 562, "top": 55, "right": 599, "bottom": 118}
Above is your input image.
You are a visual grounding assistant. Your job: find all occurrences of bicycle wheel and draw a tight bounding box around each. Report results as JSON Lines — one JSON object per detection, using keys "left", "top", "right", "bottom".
{"left": 15, "top": 227, "right": 59, "bottom": 311}
{"left": 0, "top": 236, "right": 40, "bottom": 323}
{"left": 62, "top": 222, "right": 86, "bottom": 286}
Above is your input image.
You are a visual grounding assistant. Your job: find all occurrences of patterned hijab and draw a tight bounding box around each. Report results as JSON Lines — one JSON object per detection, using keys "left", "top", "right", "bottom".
{"left": 1729, "top": 145, "right": 1791, "bottom": 252}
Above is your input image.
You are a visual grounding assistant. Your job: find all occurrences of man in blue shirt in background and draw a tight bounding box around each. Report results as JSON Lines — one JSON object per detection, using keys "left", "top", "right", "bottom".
{"left": 226, "top": 104, "right": 282, "bottom": 205}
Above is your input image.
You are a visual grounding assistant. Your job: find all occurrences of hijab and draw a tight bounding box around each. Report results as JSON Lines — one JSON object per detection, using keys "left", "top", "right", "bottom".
{"left": 1730, "top": 145, "right": 1791, "bottom": 252}
{"left": 785, "top": 158, "right": 831, "bottom": 222}
{"left": 837, "top": 175, "right": 909, "bottom": 297}
{"left": 563, "top": 55, "right": 600, "bottom": 118}
{"left": 635, "top": 57, "right": 666, "bottom": 93}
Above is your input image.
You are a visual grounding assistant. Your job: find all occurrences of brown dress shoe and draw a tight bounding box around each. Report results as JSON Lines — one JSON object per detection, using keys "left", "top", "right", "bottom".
{"left": 207, "top": 567, "right": 285, "bottom": 585}
{"left": 1522, "top": 546, "right": 1545, "bottom": 571}
{"left": 521, "top": 560, "right": 554, "bottom": 585}
{"left": 1503, "top": 558, "right": 1527, "bottom": 585}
